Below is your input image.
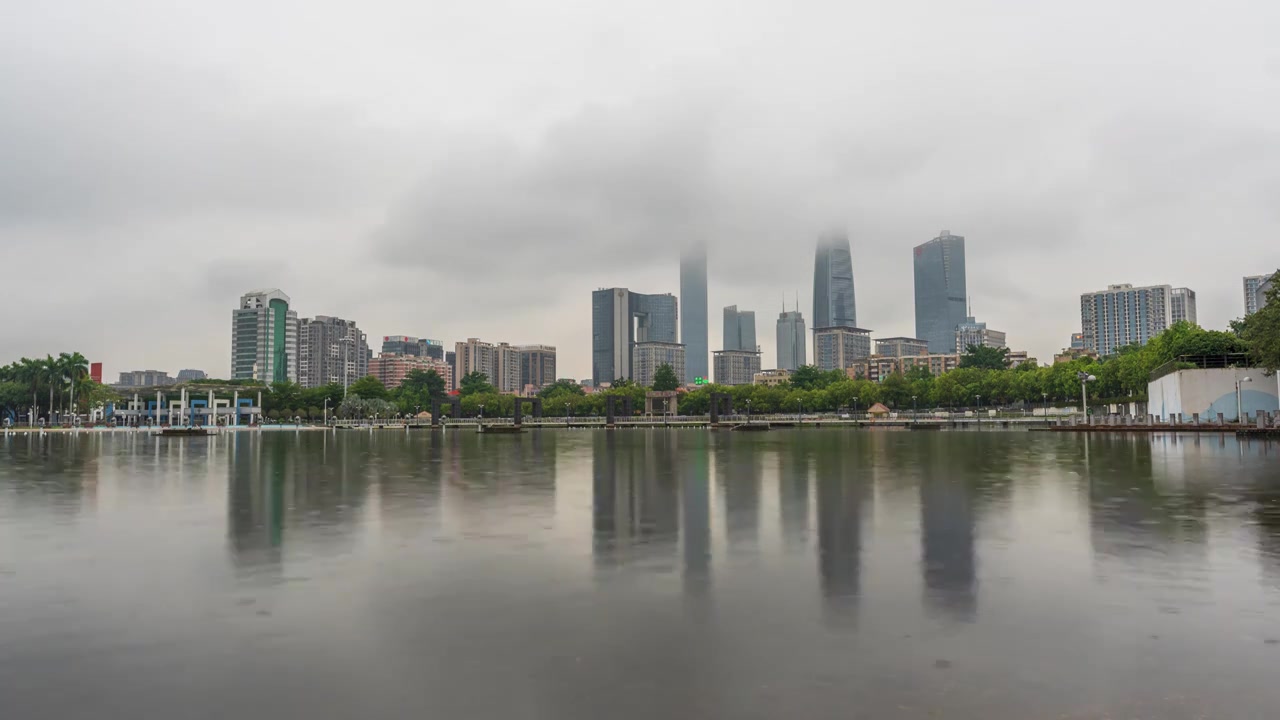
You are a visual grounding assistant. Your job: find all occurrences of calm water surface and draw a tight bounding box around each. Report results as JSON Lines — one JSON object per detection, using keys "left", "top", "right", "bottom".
{"left": 2, "top": 429, "right": 1279, "bottom": 719}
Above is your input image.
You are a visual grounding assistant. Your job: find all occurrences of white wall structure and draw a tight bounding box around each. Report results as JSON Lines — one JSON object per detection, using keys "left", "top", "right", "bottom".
{"left": 1148, "top": 368, "right": 1279, "bottom": 422}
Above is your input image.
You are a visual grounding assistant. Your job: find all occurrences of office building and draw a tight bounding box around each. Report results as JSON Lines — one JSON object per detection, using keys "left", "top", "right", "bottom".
{"left": 89, "top": 362, "right": 102, "bottom": 384}
{"left": 713, "top": 350, "right": 762, "bottom": 386}
{"left": 381, "top": 335, "right": 444, "bottom": 360}
{"left": 116, "top": 370, "right": 175, "bottom": 387}
{"left": 453, "top": 338, "right": 522, "bottom": 393}
{"left": 518, "top": 345, "right": 557, "bottom": 392}
{"left": 680, "top": 246, "right": 709, "bottom": 383}
{"left": 176, "top": 369, "right": 207, "bottom": 382}
{"left": 875, "top": 337, "right": 929, "bottom": 358}
{"left": 901, "top": 353, "right": 962, "bottom": 377}
{"left": 1069, "top": 332, "right": 1086, "bottom": 350}
{"left": 776, "top": 308, "right": 807, "bottom": 371}
{"left": 231, "top": 289, "right": 298, "bottom": 383}
{"left": 591, "top": 288, "right": 678, "bottom": 386}
{"left": 369, "top": 354, "right": 452, "bottom": 390}
{"left": 1079, "top": 283, "right": 1173, "bottom": 355}
{"left": 813, "top": 231, "right": 857, "bottom": 329}
{"left": 753, "top": 369, "right": 791, "bottom": 386}
{"left": 813, "top": 326, "right": 872, "bottom": 371}
{"left": 631, "top": 341, "right": 686, "bottom": 387}
{"left": 1244, "top": 274, "right": 1272, "bottom": 315}
{"left": 722, "top": 305, "right": 757, "bottom": 352}
{"left": 1170, "top": 287, "right": 1198, "bottom": 326}
{"left": 913, "top": 231, "right": 968, "bottom": 353}
{"left": 847, "top": 353, "right": 963, "bottom": 381}
{"left": 954, "top": 316, "right": 1006, "bottom": 353}
{"left": 298, "top": 315, "right": 369, "bottom": 389}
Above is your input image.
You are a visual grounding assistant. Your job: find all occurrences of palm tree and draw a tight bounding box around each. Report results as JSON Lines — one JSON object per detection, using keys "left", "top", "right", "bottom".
{"left": 59, "top": 352, "right": 89, "bottom": 415}
{"left": 14, "top": 358, "right": 43, "bottom": 425}
{"left": 41, "top": 355, "right": 60, "bottom": 421}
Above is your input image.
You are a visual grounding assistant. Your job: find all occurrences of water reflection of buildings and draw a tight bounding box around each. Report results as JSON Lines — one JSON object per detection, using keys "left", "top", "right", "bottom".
{"left": 1087, "top": 436, "right": 1208, "bottom": 565}
{"left": 815, "top": 446, "right": 866, "bottom": 616}
{"left": 778, "top": 448, "right": 810, "bottom": 552}
{"left": 918, "top": 436, "right": 976, "bottom": 620}
{"left": 714, "top": 434, "right": 762, "bottom": 549}
{"left": 591, "top": 432, "right": 681, "bottom": 567}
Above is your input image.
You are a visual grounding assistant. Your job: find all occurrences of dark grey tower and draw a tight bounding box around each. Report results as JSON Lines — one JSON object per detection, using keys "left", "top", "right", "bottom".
{"left": 592, "top": 288, "right": 678, "bottom": 386}
{"left": 680, "top": 246, "right": 709, "bottom": 382}
{"left": 722, "top": 305, "right": 757, "bottom": 352}
{"left": 813, "top": 231, "right": 857, "bottom": 329}
{"left": 913, "top": 230, "right": 967, "bottom": 354}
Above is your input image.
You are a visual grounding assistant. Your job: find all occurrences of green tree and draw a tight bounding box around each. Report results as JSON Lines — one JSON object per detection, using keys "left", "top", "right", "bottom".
{"left": 459, "top": 371, "right": 497, "bottom": 396}
{"left": 347, "top": 375, "right": 389, "bottom": 400}
{"left": 790, "top": 365, "right": 844, "bottom": 390}
{"left": 958, "top": 345, "right": 1010, "bottom": 370}
{"left": 651, "top": 363, "right": 679, "bottom": 391}
{"left": 58, "top": 352, "right": 89, "bottom": 413}
{"left": 1234, "top": 275, "right": 1280, "bottom": 372}
{"left": 539, "top": 379, "right": 585, "bottom": 398}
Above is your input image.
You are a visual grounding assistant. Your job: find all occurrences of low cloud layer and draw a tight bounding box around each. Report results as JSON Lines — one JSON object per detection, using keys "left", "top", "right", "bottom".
{"left": 3, "top": 0, "right": 1279, "bottom": 379}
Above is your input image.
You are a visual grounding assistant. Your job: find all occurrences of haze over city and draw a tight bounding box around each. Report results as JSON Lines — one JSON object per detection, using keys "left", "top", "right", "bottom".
{"left": 3, "top": 1, "right": 1278, "bottom": 378}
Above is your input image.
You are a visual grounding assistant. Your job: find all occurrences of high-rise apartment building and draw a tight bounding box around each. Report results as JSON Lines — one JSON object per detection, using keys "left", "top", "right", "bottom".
{"left": 116, "top": 370, "right": 175, "bottom": 387}
{"left": 875, "top": 337, "right": 929, "bottom": 358}
{"left": 453, "top": 338, "right": 521, "bottom": 393}
{"left": 368, "top": 354, "right": 452, "bottom": 390}
{"left": 231, "top": 289, "right": 298, "bottom": 383}
{"left": 1080, "top": 283, "right": 1172, "bottom": 355}
{"left": 775, "top": 308, "right": 807, "bottom": 371}
{"left": 591, "top": 288, "right": 678, "bottom": 386}
{"left": 1258, "top": 275, "right": 1276, "bottom": 313}
{"left": 722, "top": 305, "right": 757, "bottom": 352}
{"left": 381, "top": 335, "right": 444, "bottom": 360}
{"left": 813, "top": 326, "right": 871, "bottom": 371}
{"left": 813, "top": 231, "right": 857, "bottom": 329}
{"left": 1070, "top": 332, "right": 1086, "bottom": 350}
{"left": 713, "top": 350, "right": 762, "bottom": 386}
{"left": 1170, "top": 287, "right": 1198, "bottom": 326}
{"left": 1244, "top": 274, "right": 1275, "bottom": 315}
{"left": 954, "top": 316, "right": 1006, "bottom": 353}
{"left": 680, "top": 246, "right": 709, "bottom": 383}
{"left": 631, "top": 342, "right": 686, "bottom": 387}
{"left": 298, "top": 315, "right": 369, "bottom": 389}
{"left": 518, "top": 345, "right": 557, "bottom": 392}
{"left": 913, "top": 230, "right": 967, "bottom": 354}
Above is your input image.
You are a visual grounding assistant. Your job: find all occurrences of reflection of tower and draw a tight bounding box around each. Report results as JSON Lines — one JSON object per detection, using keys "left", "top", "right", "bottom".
{"left": 681, "top": 433, "right": 712, "bottom": 598}
{"left": 715, "top": 434, "right": 762, "bottom": 548}
{"left": 919, "top": 438, "right": 976, "bottom": 620}
{"left": 815, "top": 451, "right": 865, "bottom": 611}
{"left": 778, "top": 447, "right": 811, "bottom": 552}
{"left": 227, "top": 433, "right": 284, "bottom": 571}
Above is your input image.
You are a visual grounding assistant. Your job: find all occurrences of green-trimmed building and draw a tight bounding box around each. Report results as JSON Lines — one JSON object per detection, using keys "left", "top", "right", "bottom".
{"left": 232, "top": 289, "right": 298, "bottom": 383}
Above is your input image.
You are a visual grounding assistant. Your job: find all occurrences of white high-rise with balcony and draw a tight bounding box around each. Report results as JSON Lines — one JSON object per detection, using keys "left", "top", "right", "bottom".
{"left": 1080, "top": 284, "right": 1172, "bottom": 355}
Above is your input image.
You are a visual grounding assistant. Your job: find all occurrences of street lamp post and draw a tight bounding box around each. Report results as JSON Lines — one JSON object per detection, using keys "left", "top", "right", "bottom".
{"left": 746, "top": 399, "right": 752, "bottom": 424}
{"left": 797, "top": 401, "right": 803, "bottom": 426}
{"left": 1042, "top": 392, "right": 1048, "bottom": 419}
{"left": 1236, "top": 376, "right": 1253, "bottom": 424}
{"left": 976, "top": 395, "right": 982, "bottom": 426}
{"left": 912, "top": 395, "right": 918, "bottom": 423}
{"left": 1077, "top": 371, "right": 1097, "bottom": 418}
{"left": 853, "top": 397, "right": 859, "bottom": 422}
{"left": 323, "top": 397, "right": 329, "bottom": 426}
{"left": 567, "top": 402, "right": 573, "bottom": 428}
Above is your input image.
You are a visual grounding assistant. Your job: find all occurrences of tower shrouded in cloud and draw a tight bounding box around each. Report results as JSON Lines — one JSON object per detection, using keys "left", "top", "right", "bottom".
{"left": 812, "top": 230, "right": 857, "bottom": 330}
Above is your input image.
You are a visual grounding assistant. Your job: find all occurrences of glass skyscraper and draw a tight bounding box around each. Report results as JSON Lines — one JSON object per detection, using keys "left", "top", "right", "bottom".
{"left": 231, "top": 289, "right": 298, "bottom": 383}
{"left": 592, "top": 288, "right": 678, "bottom": 386}
{"left": 913, "top": 231, "right": 967, "bottom": 354}
{"left": 722, "top": 305, "right": 756, "bottom": 352}
{"left": 680, "top": 247, "right": 709, "bottom": 383}
{"left": 775, "top": 309, "right": 807, "bottom": 371}
{"left": 812, "top": 231, "right": 857, "bottom": 329}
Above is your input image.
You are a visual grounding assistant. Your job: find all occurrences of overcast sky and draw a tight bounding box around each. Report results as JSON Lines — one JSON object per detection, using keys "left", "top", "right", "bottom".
{"left": 3, "top": 0, "right": 1279, "bottom": 381}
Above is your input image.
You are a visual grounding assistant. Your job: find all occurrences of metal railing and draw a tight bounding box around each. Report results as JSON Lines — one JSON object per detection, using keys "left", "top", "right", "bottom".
{"left": 1149, "top": 354, "right": 1251, "bottom": 382}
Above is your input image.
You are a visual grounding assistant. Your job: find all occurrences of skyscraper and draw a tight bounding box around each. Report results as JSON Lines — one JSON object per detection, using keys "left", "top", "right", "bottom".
{"left": 722, "top": 305, "right": 757, "bottom": 352}
{"left": 453, "top": 338, "right": 522, "bottom": 393}
{"left": 775, "top": 307, "right": 807, "bottom": 371}
{"left": 517, "top": 345, "right": 557, "bottom": 392}
{"left": 298, "top": 315, "right": 369, "bottom": 389}
{"left": 591, "top": 288, "right": 678, "bottom": 386}
{"left": 632, "top": 342, "right": 686, "bottom": 387}
{"left": 1170, "top": 287, "right": 1198, "bottom": 326}
{"left": 813, "top": 230, "right": 857, "bottom": 329}
{"left": 231, "top": 289, "right": 297, "bottom": 383}
{"left": 913, "top": 231, "right": 967, "bottom": 354}
{"left": 813, "top": 326, "right": 872, "bottom": 371}
{"left": 381, "top": 335, "right": 444, "bottom": 360}
{"left": 1080, "top": 283, "right": 1173, "bottom": 354}
{"left": 680, "top": 246, "right": 709, "bottom": 383}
